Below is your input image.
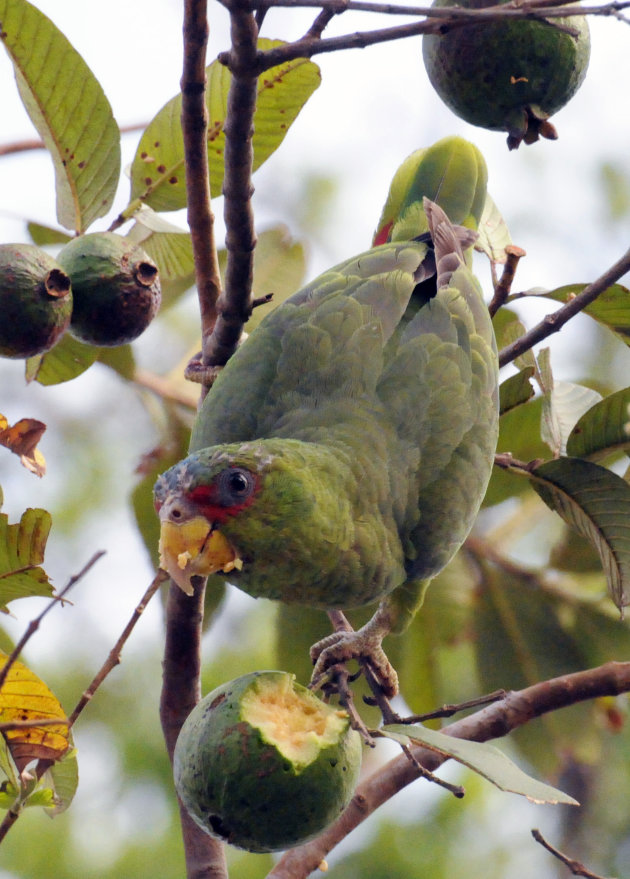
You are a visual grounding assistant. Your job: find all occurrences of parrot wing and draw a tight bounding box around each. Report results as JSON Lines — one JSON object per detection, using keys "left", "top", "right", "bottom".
{"left": 377, "top": 199, "right": 498, "bottom": 580}
{"left": 190, "top": 239, "right": 437, "bottom": 453}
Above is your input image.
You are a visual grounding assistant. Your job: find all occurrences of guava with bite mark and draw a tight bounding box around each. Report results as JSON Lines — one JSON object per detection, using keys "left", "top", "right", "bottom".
{"left": 173, "top": 670, "right": 362, "bottom": 852}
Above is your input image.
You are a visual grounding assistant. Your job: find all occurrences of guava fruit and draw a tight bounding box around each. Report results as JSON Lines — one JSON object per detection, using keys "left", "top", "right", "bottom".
{"left": 422, "top": 0, "right": 591, "bottom": 149}
{"left": 0, "top": 244, "right": 72, "bottom": 359}
{"left": 173, "top": 670, "right": 362, "bottom": 852}
{"left": 57, "top": 232, "right": 161, "bottom": 346}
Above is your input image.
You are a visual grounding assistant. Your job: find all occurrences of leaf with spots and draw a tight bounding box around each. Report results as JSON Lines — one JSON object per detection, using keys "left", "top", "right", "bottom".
{"left": 0, "top": 508, "right": 53, "bottom": 611}
{"left": 128, "top": 39, "right": 320, "bottom": 212}
{"left": 0, "top": 653, "right": 70, "bottom": 774}
{"left": 0, "top": 0, "right": 120, "bottom": 232}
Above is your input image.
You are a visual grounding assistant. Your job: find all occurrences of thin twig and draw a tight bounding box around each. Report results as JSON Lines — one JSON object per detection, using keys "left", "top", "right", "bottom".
{"left": 252, "top": 0, "right": 618, "bottom": 16}
{"left": 0, "top": 551, "right": 105, "bottom": 694}
{"left": 531, "top": 829, "right": 617, "bottom": 879}
{"left": 488, "top": 245, "right": 527, "bottom": 318}
{"left": 67, "top": 569, "right": 167, "bottom": 727}
{"left": 238, "top": 1, "right": 628, "bottom": 72}
{"left": 498, "top": 246, "right": 630, "bottom": 367}
{"left": 0, "top": 123, "right": 149, "bottom": 158}
{"left": 181, "top": 0, "right": 223, "bottom": 399}
{"left": 252, "top": 0, "right": 596, "bottom": 11}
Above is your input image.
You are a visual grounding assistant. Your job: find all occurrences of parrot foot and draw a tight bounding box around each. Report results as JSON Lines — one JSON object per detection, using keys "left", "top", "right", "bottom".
{"left": 310, "top": 607, "right": 399, "bottom": 698}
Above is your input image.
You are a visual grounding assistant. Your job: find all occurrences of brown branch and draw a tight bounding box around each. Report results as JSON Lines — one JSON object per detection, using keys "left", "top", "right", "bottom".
{"left": 241, "top": 1, "right": 627, "bottom": 71}
{"left": 531, "top": 829, "right": 617, "bottom": 879}
{"left": 203, "top": 0, "right": 259, "bottom": 370}
{"left": 498, "top": 245, "right": 630, "bottom": 368}
{"left": 268, "top": 661, "right": 630, "bottom": 879}
{"left": 160, "top": 578, "right": 228, "bottom": 879}
{"left": 181, "top": 0, "right": 223, "bottom": 398}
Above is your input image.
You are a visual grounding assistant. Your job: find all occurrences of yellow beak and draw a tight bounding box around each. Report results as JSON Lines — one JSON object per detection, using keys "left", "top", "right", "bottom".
{"left": 158, "top": 516, "right": 242, "bottom": 595}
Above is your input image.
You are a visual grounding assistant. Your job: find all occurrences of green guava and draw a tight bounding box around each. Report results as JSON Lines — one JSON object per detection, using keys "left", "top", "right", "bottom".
{"left": 422, "top": 0, "right": 591, "bottom": 149}
{"left": 0, "top": 244, "right": 72, "bottom": 359}
{"left": 173, "top": 670, "right": 363, "bottom": 853}
{"left": 57, "top": 232, "right": 161, "bottom": 346}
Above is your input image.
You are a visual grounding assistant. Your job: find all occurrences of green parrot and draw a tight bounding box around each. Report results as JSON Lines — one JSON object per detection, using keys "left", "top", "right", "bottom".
{"left": 154, "top": 141, "right": 499, "bottom": 696}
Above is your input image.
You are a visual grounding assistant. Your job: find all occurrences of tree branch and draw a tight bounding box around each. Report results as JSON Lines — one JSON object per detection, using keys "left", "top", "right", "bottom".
{"left": 268, "top": 661, "right": 630, "bottom": 879}
{"left": 498, "top": 245, "right": 630, "bottom": 367}
{"left": 239, "top": 0, "right": 629, "bottom": 70}
{"left": 160, "top": 578, "right": 228, "bottom": 879}
{"left": 204, "top": 0, "right": 260, "bottom": 369}
{"left": 531, "top": 829, "right": 615, "bottom": 879}
{"left": 181, "top": 0, "right": 223, "bottom": 397}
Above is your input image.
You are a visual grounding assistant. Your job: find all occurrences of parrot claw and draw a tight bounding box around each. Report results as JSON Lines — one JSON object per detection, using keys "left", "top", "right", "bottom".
{"left": 309, "top": 611, "right": 399, "bottom": 699}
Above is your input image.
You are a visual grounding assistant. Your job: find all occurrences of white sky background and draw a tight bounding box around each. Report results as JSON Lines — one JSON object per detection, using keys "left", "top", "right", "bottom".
{"left": 0, "top": 1, "right": 629, "bottom": 672}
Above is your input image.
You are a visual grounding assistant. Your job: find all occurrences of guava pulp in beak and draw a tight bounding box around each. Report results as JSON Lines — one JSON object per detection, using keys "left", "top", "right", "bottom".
{"left": 158, "top": 516, "right": 242, "bottom": 595}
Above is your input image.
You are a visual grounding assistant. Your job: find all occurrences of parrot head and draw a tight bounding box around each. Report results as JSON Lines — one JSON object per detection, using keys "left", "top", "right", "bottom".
{"left": 154, "top": 439, "right": 352, "bottom": 600}
{"left": 154, "top": 449, "right": 257, "bottom": 594}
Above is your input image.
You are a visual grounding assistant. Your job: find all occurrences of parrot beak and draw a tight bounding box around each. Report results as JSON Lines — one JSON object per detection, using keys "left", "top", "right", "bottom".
{"left": 158, "top": 515, "right": 242, "bottom": 595}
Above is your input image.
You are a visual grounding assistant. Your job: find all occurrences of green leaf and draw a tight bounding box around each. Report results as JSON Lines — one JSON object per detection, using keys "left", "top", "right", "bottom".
{"left": 0, "top": 0, "right": 120, "bottom": 231}
{"left": 97, "top": 345, "right": 136, "bottom": 381}
{"left": 384, "top": 724, "right": 578, "bottom": 805}
{"left": 26, "top": 222, "right": 72, "bottom": 247}
{"left": 494, "top": 311, "right": 536, "bottom": 371}
{"left": 566, "top": 386, "right": 630, "bottom": 461}
{"left": 528, "top": 283, "right": 630, "bottom": 346}
{"left": 475, "top": 193, "right": 512, "bottom": 263}
{"left": 541, "top": 380, "right": 603, "bottom": 457}
{"left": 26, "top": 333, "right": 98, "bottom": 385}
{"left": 46, "top": 747, "right": 78, "bottom": 815}
{"left": 499, "top": 367, "right": 535, "bottom": 416}
{"left": 129, "top": 39, "right": 320, "bottom": 212}
{"left": 0, "top": 509, "right": 53, "bottom": 612}
{"left": 531, "top": 457, "right": 630, "bottom": 612}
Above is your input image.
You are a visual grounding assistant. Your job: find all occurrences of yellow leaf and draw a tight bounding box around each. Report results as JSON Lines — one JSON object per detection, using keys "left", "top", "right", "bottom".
{"left": 0, "top": 654, "right": 70, "bottom": 772}
{"left": 0, "top": 413, "right": 46, "bottom": 477}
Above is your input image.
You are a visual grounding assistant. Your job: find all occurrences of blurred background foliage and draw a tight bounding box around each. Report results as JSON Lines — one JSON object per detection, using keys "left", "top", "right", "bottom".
{"left": 1, "top": 2, "right": 630, "bottom": 878}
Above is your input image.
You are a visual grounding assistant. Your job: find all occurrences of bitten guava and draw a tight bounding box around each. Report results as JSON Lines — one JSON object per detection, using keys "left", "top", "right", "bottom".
{"left": 0, "top": 244, "right": 72, "bottom": 359}
{"left": 173, "top": 670, "right": 362, "bottom": 853}
{"left": 422, "top": 0, "right": 590, "bottom": 149}
{"left": 57, "top": 232, "right": 161, "bottom": 346}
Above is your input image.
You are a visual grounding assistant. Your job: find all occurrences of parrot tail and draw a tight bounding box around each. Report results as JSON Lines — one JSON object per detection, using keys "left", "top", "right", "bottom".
{"left": 423, "top": 197, "right": 478, "bottom": 289}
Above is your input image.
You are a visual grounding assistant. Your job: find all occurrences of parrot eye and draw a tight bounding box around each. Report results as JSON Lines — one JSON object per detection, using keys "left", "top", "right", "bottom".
{"left": 216, "top": 467, "right": 256, "bottom": 507}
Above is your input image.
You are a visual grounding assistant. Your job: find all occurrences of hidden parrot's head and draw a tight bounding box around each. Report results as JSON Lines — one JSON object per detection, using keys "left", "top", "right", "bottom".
{"left": 154, "top": 446, "right": 263, "bottom": 595}
{"left": 153, "top": 439, "right": 339, "bottom": 598}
